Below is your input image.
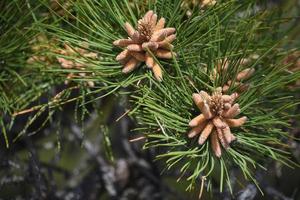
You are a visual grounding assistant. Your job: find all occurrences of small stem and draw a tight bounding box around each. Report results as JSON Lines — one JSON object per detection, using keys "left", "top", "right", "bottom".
{"left": 199, "top": 176, "right": 207, "bottom": 199}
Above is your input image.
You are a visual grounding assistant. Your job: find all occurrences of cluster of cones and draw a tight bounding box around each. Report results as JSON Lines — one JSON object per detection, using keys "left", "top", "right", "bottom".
{"left": 56, "top": 43, "right": 98, "bottom": 87}
{"left": 29, "top": 10, "right": 259, "bottom": 158}
{"left": 114, "top": 11, "right": 256, "bottom": 158}
{"left": 188, "top": 58, "right": 256, "bottom": 157}
{"left": 213, "top": 58, "right": 255, "bottom": 93}
{"left": 27, "top": 34, "right": 57, "bottom": 65}
{"left": 113, "top": 10, "right": 176, "bottom": 81}
{"left": 188, "top": 88, "right": 247, "bottom": 157}
{"left": 27, "top": 35, "right": 97, "bottom": 87}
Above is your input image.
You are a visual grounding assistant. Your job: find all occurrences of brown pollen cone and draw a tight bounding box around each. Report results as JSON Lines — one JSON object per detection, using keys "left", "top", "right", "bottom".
{"left": 213, "top": 59, "right": 255, "bottom": 93}
{"left": 56, "top": 43, "right": 98, "bottom": 87}
{"left": 188, "top": 88, "right": 247, "bottom": 157}
{"left": 27, "top": 34, "right": 58, "bottom": 65}
{"left": 113, "top": 10, "right": 176, "bottom": 81}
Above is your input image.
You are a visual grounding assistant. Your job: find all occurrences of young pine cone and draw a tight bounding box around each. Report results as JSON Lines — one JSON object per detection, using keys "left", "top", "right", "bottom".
{"left": 213, "top": 59, "right": 255, "bottom": 93}
{"left": 56, "top": 43, "right": 98, "bottom": 87}
{"left": 113, "top": 10, "right": 176, "bottom": 81}
{"left": 188, "top": 88, "right": 247, "bottom": 157}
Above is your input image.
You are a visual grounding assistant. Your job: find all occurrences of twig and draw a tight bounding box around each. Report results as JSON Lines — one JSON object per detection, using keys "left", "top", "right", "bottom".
{"left": 199, "top": 176, "right": 207, "bottom": 199}
{"left": 12, "top": 106, "right": 41, "bottom": 116}
{"left": 115, "top": 109, "right": 130, "bottom": 122}
{"left": 13, "top": 86, "right": 79, "bottom": 116}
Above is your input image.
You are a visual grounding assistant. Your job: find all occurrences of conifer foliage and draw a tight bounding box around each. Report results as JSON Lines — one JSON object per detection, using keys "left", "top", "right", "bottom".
{"left": 0, "top": 0, "right": 299, "bottom": 198}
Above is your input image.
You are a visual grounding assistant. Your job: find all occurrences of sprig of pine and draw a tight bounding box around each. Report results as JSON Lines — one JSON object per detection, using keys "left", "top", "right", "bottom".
{"left": 0, "top": 0, "right": 299, "bottom": 197}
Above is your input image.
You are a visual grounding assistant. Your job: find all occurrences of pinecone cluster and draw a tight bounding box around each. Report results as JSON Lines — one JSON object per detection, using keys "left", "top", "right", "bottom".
{"left": 56, "top": 43, "right": 98, "bottom": 87}
{"left": 113, "top": 10, "right": 176, "bottom": 81}
{"left": 213, "top": 59, "right": 255, "bottom": 93}
{"left": 188, "top": 88, "right": 247, "bottom": 157}
{"left": 27, "top": 34, "right": 57, "bottom": 65}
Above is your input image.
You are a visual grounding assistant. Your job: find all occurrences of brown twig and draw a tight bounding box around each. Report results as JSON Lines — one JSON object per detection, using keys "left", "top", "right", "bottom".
{"left": 199, "top": 176, "right": 207, "bottom": 199}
